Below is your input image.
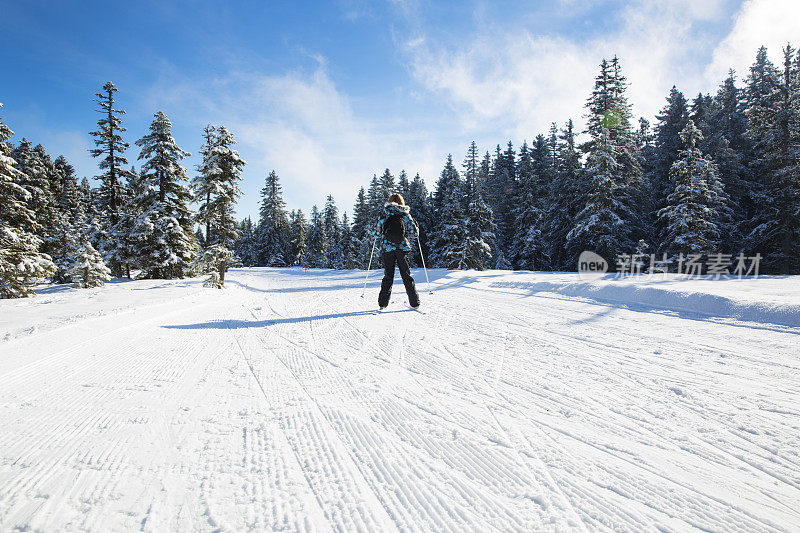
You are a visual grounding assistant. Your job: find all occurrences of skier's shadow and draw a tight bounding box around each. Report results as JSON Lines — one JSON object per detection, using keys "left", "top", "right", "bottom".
{"left": 163, "top": 309, "right": 409, "bottom": 330}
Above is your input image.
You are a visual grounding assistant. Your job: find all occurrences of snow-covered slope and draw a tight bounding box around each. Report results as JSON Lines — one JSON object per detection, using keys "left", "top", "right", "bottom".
{"left": 1, "top": 268, "right": 798, "bottom": 531}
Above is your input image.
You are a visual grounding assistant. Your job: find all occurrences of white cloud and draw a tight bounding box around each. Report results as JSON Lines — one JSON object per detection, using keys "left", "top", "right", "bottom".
{"left": 706, "top": 0, "right": 800, "bottom": 82}
{"left": 399, "top": 0, "right": 742, "bottom": 140}
{"left": 141, "top": 66, "right": 443, "bottom": 219}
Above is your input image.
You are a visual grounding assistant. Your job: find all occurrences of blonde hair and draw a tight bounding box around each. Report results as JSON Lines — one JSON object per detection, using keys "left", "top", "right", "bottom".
{"left": 388, "top": 193, "right": 405, "bottom": 206}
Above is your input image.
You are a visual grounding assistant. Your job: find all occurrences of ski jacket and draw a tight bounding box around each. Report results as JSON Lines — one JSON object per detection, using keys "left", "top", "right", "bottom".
{"left": 372, "top": 202, "right": 418, "bottom": 253}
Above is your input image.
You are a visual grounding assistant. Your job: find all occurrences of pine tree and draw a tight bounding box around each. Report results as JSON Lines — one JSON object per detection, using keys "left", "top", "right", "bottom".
{"left": 49, "top": 155, "right": 82, "bottom": 282}
{"left": 545, "top": 120, "right": 583, "bottom": 269}
{"left": 0, "top": 114, "right": 56, "bottom": 298}
{"left": 89, "top": 82, "right": 133, "bottom": 276}
{"left": 323, "top": 195, "right": 340, "bottom": 268}
{"left": 131, "top": 111, "right": 196, "bottom": 279}
{"left": 12, "top": 139, "right": 53, "bottom": 235}
{"left": 658, "top": 121, "right": 729, "bottom": 258}
{"left": 339, "top": 212, "right": 359, "bottom": 269}
{"left": 462, "top": 141, "right": 479, "bottom": 207}
{"left": 407, "top": 173, "right": 431, "bottom": 266}
{"left": 193, "top": 125, "right": 246, "bottom": 249}
{"left": 109, "top": 167, "right": 143, "bottom": 278}
{"left": 379, "top": 168, "right": 395, "bottom": 198}
{"left": 573, "top": 56, "right": 643, "bottom": 261}
{"left": 398, "top": 170, "right": 410, "bottom": 200}
{"left": 431, "top": 155, "right": 466, "bottom": 268}
{"left": 288, "top": 209, "right": 309, "bottom": 267}
{"left": 257, "top": 170, "right": 289, "bottom": 266}
{"left": 742, "top": 45, "right": 800, "bottom": 272}
{"left": 462, "top": 193, "right": 496, "bottom": 270}
{"left": 69, "top": 238, "right": 112, "bottom": 288}
{"left": 196, "top": 244, "right": 234, "bottom": 288}
{"left": 511, "top": 139, "right": 547, "bottom": 270}
{"left": 482, "top": 144, "right": 515, "bottom": 265}
{"left": 366, "top": 174, "right": 383, "bottom": 221}
{"left": 350, "top": 187, "right": 373, "bottom": 268}
{"left": 306, "top": 205, "right": 327, "bottom": 268}
{"left": 567, "top": 128, "right": 635, "bottom": 264}
{"left": 652, "top": 86, "right": 689, "bottom": 216}
{"left": 234, "top": 217, "right": 257, "bottom": 267}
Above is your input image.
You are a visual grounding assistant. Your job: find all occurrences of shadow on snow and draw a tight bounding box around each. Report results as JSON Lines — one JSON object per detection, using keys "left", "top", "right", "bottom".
{"left": 163, "top": 309, "right": 411, "bottom": 330}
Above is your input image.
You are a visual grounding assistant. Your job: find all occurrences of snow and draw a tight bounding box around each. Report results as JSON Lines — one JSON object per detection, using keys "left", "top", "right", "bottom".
{"left": 1, "top": 268, "right": 799, "bottom": 531}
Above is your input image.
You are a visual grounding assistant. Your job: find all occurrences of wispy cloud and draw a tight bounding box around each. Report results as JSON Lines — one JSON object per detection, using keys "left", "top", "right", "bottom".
{"left": 140, "top": 65, "right": 443, "bottom": 218}
{"left": 706, "top": 0, "right": 800, "bottom": 81}
{"left": 397, "top": 0, "right": 743, "bottom": 139}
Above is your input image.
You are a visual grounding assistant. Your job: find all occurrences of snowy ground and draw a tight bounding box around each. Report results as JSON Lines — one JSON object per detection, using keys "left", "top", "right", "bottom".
{"left": 1, "top": 268, "right": 799, "bottom": 532}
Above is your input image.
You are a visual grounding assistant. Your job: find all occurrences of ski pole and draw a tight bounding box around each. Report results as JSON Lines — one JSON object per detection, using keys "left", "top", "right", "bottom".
{"left": 417, "top": 234, "right": 432, "bottom": 294}
{"left": 361, "top": 237, "right": 377, "bottom": 298}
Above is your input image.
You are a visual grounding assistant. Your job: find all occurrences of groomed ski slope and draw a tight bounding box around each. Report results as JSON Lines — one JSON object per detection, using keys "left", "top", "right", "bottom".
{"left": 1, "top": 268, "right": 799, "bottom": 532}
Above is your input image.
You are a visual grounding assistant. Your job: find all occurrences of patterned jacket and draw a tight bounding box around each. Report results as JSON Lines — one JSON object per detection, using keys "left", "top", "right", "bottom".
{"left": 371, "top": 202, "right": 418, "bottom": 253}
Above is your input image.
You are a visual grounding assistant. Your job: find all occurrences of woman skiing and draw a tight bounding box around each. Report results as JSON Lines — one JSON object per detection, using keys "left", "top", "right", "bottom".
{"left": 372, "top": 193, "right": 420, "bottom": 310}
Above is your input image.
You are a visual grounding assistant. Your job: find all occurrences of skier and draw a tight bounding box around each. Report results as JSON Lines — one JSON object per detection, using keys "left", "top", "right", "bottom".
{"left": 372, "top": 193, "right": 421, "bottom": 310}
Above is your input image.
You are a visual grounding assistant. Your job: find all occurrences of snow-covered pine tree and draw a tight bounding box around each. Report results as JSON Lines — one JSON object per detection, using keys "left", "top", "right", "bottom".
{"left": 545, "top": 120, "right": 583, "bottom": 270}
{"left": 89, "top": 82, "right": 134, "bottom": 276}
{"left": 511, "top": 139, "right": 547, "bottom": 270}
{"left": 288, "top": 209, "right": 309, "bottom": 267}
{"left": 567, "top": 127, "right": 635, "bottom": 265}
{"left": 131, "top": 111, "right": 196, "bottom": 279}
{"left": 78, "top": 177, "right": 92, "bottom": 217}
{"left": 500, "top": 142, "right": 517, "bottom": 264}
{"left": 0, "top": 115, "right": 56, "bottom": 298}
{"left": 108, "top": 166, "right": 143, "bottom": 278}
{"left": 13, "top": 144, "right": 65, "bottom": 279}
{"left": 461, "top": 193, "right": 496, "bottom": 270}
{"left": 573, "top": 56, "right": 643, "bottom": 263}
{"left": 48, "top": 156, "right": 83, "bottom": 282}
{"left": 234, "top": 217, "right": 258, "bottom": 267}
{"left": 54, "top": 156, "right": 82, "bottom": 227}
{"left": 657, "top": 120, "right": 729, "bottom": 259}
{"left": 306, "top": 205, "right": 328, "bottom": 268}
{"left": 653, "top": 88, "right": 690, "bottom": 184}
{"left": 338, "top": 212, "right": 359, "bottom": 269}
{"left": 406, "top": 173, "right": 431, "bottom": 266}
{"left": 690, "top": 92, "right": 714, "bottom": 140}
{"left": 365, "top": 174, "right": 383, "bottom": 221}
{"left": 350, "top": 187, "right": 372, "bottom": 268}
{"left": 69, "top": 237, "right": 112, "bottom": 288}
{"left": 379, "top": 168, "right": 395, "bottom": 199}
{"left": 398, "top": 170, "right": 410, "bottom": 201}
{"left": 706, "top": 70, "right": 751, "bottom": 250}
{"left": 323, "top": 195, "right": 340, "bottom": 268}
{"left": 194, "top": 125, "right": 217, "bottom": 244}
{"left": 462, "top": 141, "right": 479, "bottom": 208}
{"left": 257, "top": 170, "right": 289, "bottom": 266}
{"left": 430, "top": 155, "right": 466, "bottom": 268}
{"left": 195, "top": 244, "right": 234, "bottom": 288}
{"left": 12, "top": 139, "right": 54, "bottom": 236}
{"left": 741, "top": 45, "right": 800, "bottom": 272}
{"left": 193, "top": 125, "right": 246, "bottom": 249}
{"left": 651, "top": 86, "right": 690, "bottom": 240}
{"left": 480, "top": 144, "right": 515, "bottom": 267}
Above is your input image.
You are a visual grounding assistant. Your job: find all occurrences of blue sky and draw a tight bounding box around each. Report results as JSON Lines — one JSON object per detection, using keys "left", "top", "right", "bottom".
{"left": 2, "top": 0, "right": 797, "bottom": 221}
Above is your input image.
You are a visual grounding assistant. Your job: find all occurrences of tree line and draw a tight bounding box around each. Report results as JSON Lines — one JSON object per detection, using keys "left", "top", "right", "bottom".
{"left": 239, "top": 44, "right": 800, "bottom": 276}
{"left": 2, "top": 43, "right": 799, "bottom": 298}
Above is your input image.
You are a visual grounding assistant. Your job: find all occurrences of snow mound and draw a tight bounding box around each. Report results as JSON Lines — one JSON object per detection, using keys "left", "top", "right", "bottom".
{"left": 448, "top": 271, "right": 800, "bottom": 328}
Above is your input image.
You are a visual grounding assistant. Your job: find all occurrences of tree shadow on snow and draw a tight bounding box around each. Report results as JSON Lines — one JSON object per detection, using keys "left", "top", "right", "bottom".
{"left": 162, "top": 309, "right": 410, "bottom": 330}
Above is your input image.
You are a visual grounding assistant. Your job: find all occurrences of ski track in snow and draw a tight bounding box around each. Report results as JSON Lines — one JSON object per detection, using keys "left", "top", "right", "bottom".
{"left": 1, "top": 268, "right": 799, "bottom": 532}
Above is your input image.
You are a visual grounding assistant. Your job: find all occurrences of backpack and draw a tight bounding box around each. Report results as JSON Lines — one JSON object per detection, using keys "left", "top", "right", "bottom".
{"left": 382, "top": 213, "right": 406, "bottom": 245}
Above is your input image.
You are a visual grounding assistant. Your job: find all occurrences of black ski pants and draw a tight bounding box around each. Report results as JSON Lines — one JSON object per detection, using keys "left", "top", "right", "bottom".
{"left": 379, "top": 250, "right": 420, "bottom": 308}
